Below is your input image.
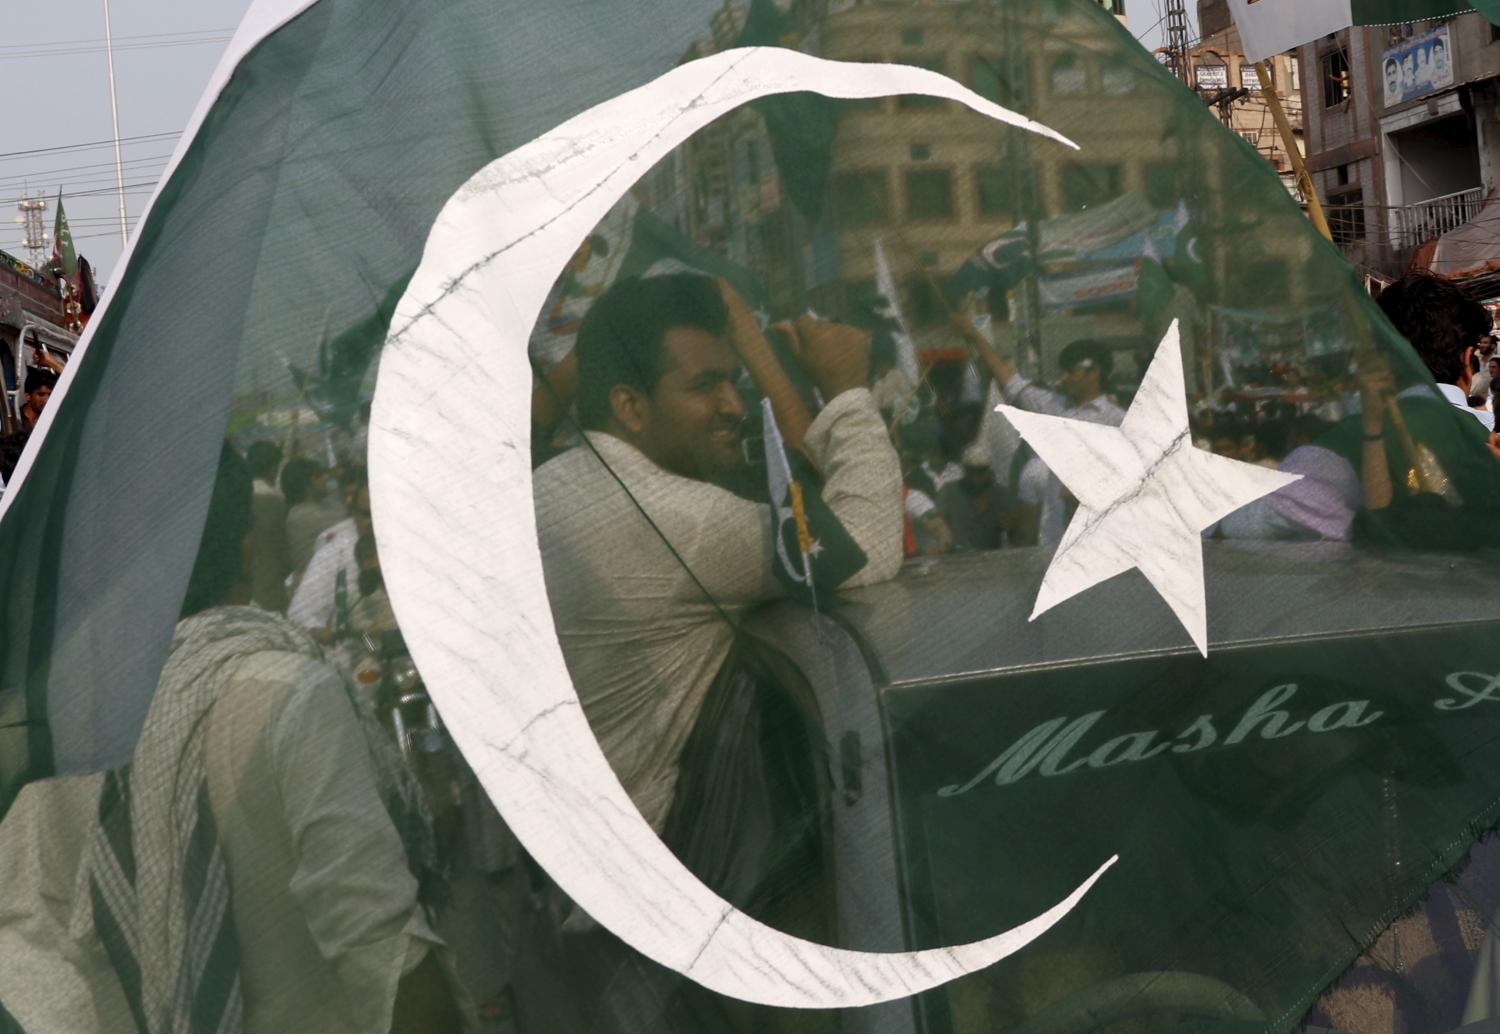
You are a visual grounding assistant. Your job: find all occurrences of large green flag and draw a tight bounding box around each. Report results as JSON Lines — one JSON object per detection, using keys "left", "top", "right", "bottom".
{"left": 5, "top": 1, "right": 1500, "bottom": 1032}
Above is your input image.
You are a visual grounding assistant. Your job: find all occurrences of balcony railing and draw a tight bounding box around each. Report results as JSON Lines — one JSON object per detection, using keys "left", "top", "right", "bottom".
{"left": 1396, "top": 186, "right": 1486, "bottom": 248}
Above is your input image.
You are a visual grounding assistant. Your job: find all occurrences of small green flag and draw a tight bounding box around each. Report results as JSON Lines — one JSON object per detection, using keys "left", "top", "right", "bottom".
{"left": 50, "top": 192, "right": 76, "bottom": 280}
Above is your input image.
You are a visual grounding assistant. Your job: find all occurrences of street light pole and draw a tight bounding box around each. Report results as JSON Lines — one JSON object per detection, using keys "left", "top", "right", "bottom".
{"left": 103, "top": 0, "right": 129, "bottom": 249}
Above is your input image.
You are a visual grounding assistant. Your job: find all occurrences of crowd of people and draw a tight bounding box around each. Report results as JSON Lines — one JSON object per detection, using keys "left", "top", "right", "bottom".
{"left": 1, "top": 260, "right": 1495, "bottom": 1034}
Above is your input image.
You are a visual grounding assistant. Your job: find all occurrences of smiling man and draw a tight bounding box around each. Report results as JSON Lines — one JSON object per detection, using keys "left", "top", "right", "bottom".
{"left": 533, "top": 273, "right": 902, "bottom": 834}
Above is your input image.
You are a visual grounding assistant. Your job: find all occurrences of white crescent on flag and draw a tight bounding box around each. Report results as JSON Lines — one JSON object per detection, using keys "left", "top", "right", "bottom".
{"left": 371, "top": 45, "right": 1116, "bottom": 1009}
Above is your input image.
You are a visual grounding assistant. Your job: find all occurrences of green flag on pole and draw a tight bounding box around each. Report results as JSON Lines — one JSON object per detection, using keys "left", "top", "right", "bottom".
{"left": 50, "top": 191, "right": 76, "bottom": 281}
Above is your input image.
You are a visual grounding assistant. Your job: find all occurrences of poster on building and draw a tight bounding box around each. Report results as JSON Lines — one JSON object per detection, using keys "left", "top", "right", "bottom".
{"left": 1195, "top": 63, "right": 1229, "bottom": 90}
{"left": 1382, "top": 24, "right": 1454, "bottom": 107}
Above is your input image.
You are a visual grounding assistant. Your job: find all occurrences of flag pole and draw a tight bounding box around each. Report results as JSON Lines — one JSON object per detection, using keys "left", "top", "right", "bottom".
{"left": 1253, "top": 61, "right": 1440, "bottom": 495}
{"left": 103, "top": 0, "right": 130, "bottom": 249}
{"left": 1254, "top": 61, "right": 1332, "bottom": 242}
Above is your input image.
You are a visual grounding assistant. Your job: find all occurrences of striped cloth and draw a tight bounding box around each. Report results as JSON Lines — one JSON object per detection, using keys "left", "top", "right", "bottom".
{"left": 68, "top": 606, "right": 442, "bottom": 1034}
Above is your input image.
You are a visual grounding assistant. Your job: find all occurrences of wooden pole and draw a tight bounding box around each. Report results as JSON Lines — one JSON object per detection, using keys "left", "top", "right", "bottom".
{"left": 1255, "top": 60, "right": 1332, "bottom": 243}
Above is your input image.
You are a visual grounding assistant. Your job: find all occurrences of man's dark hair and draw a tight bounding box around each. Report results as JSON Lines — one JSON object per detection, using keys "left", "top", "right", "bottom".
{"left": 1385, "top": 58, "right": 1398, "bottom": 75}
{"left": 1058, "top": 339, "right": 1113, "bottom": 384}
{"left": 245, "top": 440, "right": 282, "bottom": 482}
{"left": 182, "top": 441, "right": 255, "bottom": 617}
{"left": 574, "top": 274, "right": 729, "bottom": 431}
{"left": 1376, "top": 273, "right": 1489, "bottom": 385}
{"left": 25, "top": 369, "right": 57, "bottom": 395}
{"left": 280, "top": 457, "right": 321, "bottom": 507}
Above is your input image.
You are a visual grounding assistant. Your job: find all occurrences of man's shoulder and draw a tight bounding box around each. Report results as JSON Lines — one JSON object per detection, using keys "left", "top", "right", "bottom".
{"left": 312, "top": 517, "right": 357, "bottom": 551}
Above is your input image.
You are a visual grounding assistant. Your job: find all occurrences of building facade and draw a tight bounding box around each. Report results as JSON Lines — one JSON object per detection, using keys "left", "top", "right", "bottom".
{"left": 1296, "top": 11, "right": 1500, "bottom": 278}
{"left": 1194, "top": 0, "right": 1306, "bottom": 198}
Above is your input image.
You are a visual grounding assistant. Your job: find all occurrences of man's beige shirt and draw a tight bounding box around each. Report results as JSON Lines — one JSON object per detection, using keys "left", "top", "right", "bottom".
{"left": 534, "top": 387, "right": 901, "bottom": 833}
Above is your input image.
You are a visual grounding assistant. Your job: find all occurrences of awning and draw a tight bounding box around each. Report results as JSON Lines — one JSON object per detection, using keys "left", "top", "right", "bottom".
{"left": 1412, "top": 189, "right": 1500, "bottom": 300}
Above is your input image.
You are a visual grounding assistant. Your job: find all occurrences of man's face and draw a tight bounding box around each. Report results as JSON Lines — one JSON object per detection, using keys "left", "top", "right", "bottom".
{"left": 1058, "top": 363, "right": 1100, "bottom": 406}
{"left": 634, "top": 326, "right": 745, "bottom": 480}
{"left": 1488, "top": 357, "right": 1499, "bottom": 381}
{"left": 27, "top": 384, "right": 51, "bottom": 413}
{"left": 1481, "top": 336, "right": 1496, "bottom": 359}
{"left": 1434, "top": 45, "right": 1448, "bottom": 76}
{"left": 1385, "top": 64, "right": 1399, "bottom": 94}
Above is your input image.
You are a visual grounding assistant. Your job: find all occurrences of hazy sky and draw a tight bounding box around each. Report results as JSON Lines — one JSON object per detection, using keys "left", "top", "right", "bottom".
{"left": 3, "top": 0, "right": 1192, "bottom": 284}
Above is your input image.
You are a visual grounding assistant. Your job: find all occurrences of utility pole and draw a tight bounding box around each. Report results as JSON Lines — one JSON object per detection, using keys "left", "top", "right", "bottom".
{"left": 16, "top": 195, "right": 49, "bottom": 267}
{"left": 1163, "top": 0, "right": 1190, "bottom": 83}
{"left": 103, "top": 0, "right": 130, "bottom": 248}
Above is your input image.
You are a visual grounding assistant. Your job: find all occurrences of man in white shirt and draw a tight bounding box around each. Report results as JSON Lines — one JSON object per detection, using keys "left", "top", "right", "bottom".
{"left": 287, "top": 472, "right": 370, "bottom": 634}
{"left": 982, "top": 339, "right": 1126, "bottom": 546}
{"left": 534, "top": 274, "right": 902, "bottom": 834}
{"left": 0, "top": 443, "right": 460, "bottom": 1034}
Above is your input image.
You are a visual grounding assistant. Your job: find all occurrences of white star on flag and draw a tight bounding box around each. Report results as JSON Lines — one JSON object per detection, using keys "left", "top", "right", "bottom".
{"left": 997, "top": 321, "right": 1301, "bottom": 656}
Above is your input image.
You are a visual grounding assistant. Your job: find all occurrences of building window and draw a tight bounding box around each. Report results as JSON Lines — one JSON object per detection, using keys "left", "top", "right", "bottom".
{"left": 1097, "top": 0, "right": 1125, "bottom": 13}
{"left": 1241, "top": 130, "right": 1261, "bottom": 147}
{"left": 906, "top": 169, "right": 955, "bottom": 220}
{"left": 898, "top": 56, "right": 947, "bottom": 109}
{"left": 1290, "top": 58, "right": 1301, "bottom": 92}
{"left": 1050, "top": 53, "right": 1088, "bottom": 95}
{"left": 831, "top": 171, "right": 889, "bottom": 227}
{"left": 1328, "top": 189, "right": 1365, "bottom": 246}
{"left": 975, "top": 167, "right": 1016, "bottom": 217}
{"left": 970, "top": 54, "right": 1028, "bottom": 106}
{"left": 1101, "top": 61, "right": 1136, "bottom": 94}
{"left": 909, "top": 143, "right": 932, "bottom": 161}
{"left": 1063, "top": 162, "right": 1124, "bottom": 209}
{"left": 1321, "top": 49, "right": 1350, "bottom": 107}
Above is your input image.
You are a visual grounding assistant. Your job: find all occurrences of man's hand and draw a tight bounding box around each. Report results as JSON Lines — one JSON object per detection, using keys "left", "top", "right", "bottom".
{"left": 1356, "top": 353, "right": 1395, "bottom": 437}
{"left": 718, "top": 279, "right": 765, "bottom": 357}
{"left": 31, "top": 347, "right": 65, "bottom": 375}
{"left": 789, "top": 315, "right": 869, "bottom": 400}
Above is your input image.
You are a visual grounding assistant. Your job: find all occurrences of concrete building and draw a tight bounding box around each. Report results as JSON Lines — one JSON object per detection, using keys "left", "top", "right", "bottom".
{"left": 1194, "top": 0, "right": 1306, "bottom": 198}
{"left": 1296, "top": 11, "right": 1500, "bottom": 278}
{"left": 641, "top": 0, "right": 1203, "bottom": 369}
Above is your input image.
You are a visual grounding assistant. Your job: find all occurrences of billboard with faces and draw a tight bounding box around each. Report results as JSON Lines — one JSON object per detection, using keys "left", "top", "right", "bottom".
{"left": 1382, "top": 23, "right": 1455, "bottom": 108}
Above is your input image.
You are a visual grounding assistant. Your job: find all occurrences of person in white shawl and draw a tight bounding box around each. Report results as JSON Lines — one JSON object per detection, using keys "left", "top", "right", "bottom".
{"left": 0, "top": 443, "right": 462, "bottom": 1034}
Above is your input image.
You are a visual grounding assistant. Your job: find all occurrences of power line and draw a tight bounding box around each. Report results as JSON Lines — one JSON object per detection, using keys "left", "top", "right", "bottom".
{"left": 0, "top": 131, "right": 180, "bottom": 164}
{"left": 0, "top": 27, "right": 234, "bottom": 50}
{"left": 0, "top": 31, "right": 232, "bottom": 62}
{"left": 0, "top": 156, "right": 172, "bottom": 193}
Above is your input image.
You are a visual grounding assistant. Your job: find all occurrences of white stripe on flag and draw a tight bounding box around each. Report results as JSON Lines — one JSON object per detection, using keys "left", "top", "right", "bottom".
{"left": 1225, "top": 0, "right": 1352, "bottom": 63}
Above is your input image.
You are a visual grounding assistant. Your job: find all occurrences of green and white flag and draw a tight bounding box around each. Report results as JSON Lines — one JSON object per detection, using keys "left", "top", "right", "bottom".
{"left": 49, "top": 192, "right": 76, "bottom": 281}
{"left": 5, "top": 0, "right": 1500, "bottom": 1032}
{"left": 1227, "top": 0, "right": 1480, "bottom": 62}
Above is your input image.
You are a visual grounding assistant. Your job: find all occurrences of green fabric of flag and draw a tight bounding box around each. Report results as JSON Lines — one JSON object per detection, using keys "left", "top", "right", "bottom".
{"left": 6, "top": 1, "right": 1500, "bottom": 1032}
{"left": 50, "top": 193, "right": 76, "bottom": 280}
{"left": 734, "top": 0, "right": 839, "bottom": 224}
{"left": 1351, "top": 0, "right": 1476, "bottom": 22}
{"left": 1470, "top": 0, "right": 1500, "bottom": 25}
